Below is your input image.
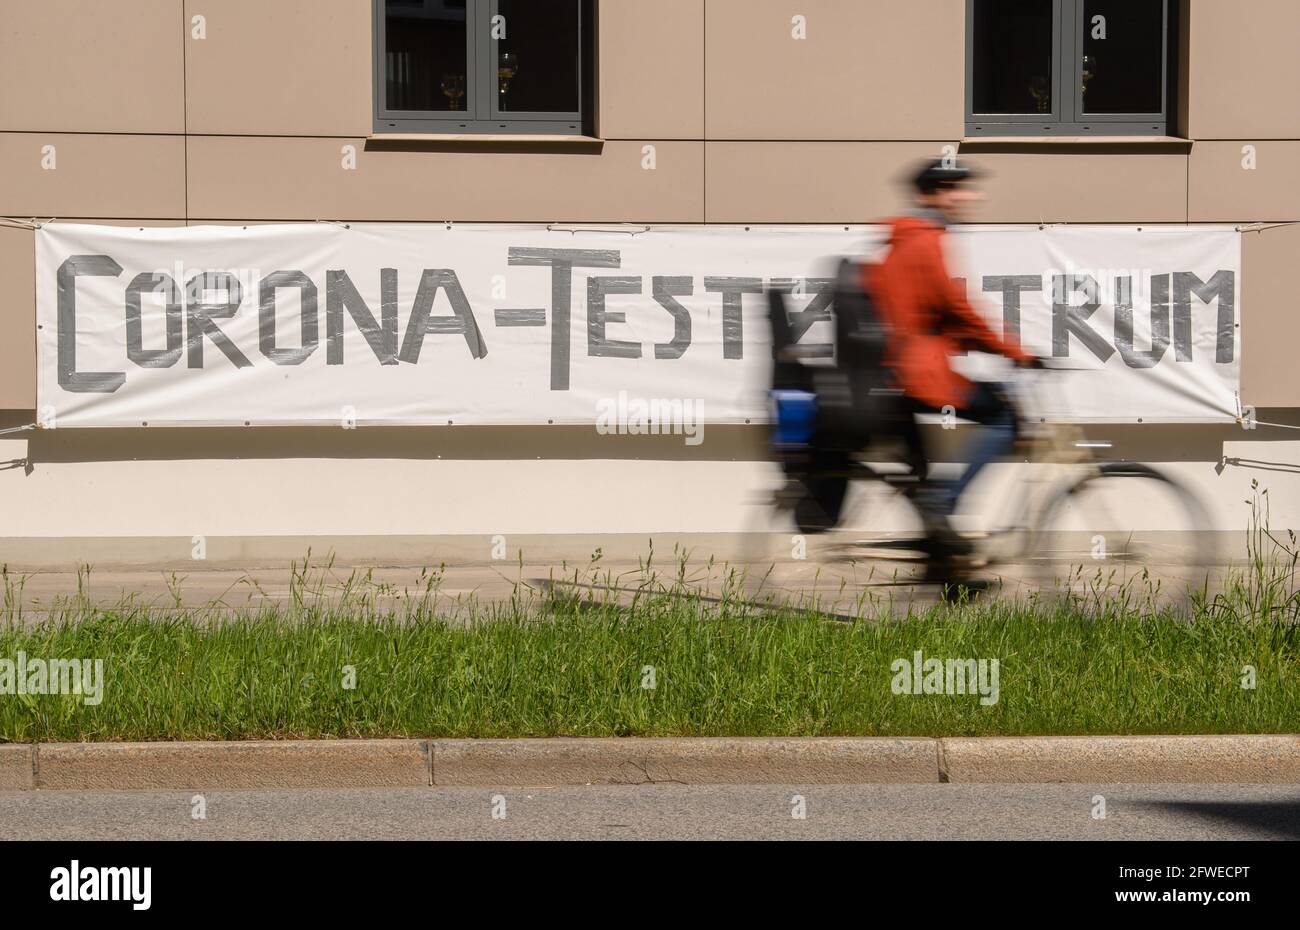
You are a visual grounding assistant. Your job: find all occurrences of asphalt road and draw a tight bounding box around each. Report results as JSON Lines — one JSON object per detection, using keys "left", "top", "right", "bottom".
{"left": 2, "top": 784, "right": 1297, "bottom": 840}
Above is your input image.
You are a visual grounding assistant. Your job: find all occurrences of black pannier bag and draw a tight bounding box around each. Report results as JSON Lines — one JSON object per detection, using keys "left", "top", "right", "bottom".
{"left": 766, "top": 258, "right": 916, "bottom": 533}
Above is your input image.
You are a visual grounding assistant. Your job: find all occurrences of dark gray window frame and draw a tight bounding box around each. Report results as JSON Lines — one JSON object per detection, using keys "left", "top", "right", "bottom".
{"left": 965, "top": 0, "right": 1170, "bottom": 136}
{"left": 373, "top": 0, "right": 587, "bottom": 135}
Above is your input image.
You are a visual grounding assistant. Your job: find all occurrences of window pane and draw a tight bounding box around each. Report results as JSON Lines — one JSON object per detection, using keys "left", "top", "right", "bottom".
{"left": 1082, "top": 0, "right": 1163, "bottom": 114}
{"left": 971, "top": 0, "right": 1054, "bottom": 115}
{"left": 497, "top": 0, "right": 580, "bottom": 114}
{"left": 385, "top": 0, "right": 468, "bottom": 112}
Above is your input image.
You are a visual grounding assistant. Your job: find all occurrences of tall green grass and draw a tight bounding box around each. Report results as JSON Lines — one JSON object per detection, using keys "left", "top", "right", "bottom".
{"left": 0, "top": 485, "right": 1295, "bottom": 742}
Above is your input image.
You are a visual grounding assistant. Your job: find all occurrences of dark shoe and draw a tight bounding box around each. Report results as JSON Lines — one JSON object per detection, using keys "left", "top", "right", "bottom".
{"left": 922, "top": 557, "right": 966, "bottom": 585}
{"left": 937, "top": 576, "right": 992, "bottom": 602}
{"left": 917, "top": 515, "right": 974, "bottom": 562}
{"left": 921, "top": 551, "right": 989, "bottom": 592}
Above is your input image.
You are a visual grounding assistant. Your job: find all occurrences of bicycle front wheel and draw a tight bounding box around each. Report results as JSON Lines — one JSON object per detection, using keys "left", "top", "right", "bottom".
{"left": 1028, "top": 462, "right": 1216, "bottom": 609}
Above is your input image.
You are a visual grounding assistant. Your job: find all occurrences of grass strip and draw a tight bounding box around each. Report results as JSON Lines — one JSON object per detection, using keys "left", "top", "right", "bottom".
{"left": 0, "top": 588, "right": 1295, "bottom": 741}
{"left": 2, "top": 486, "right": 1296, "bottom": 742}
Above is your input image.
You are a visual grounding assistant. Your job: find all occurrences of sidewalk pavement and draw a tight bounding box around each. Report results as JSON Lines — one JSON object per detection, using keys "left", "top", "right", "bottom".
{"left": 3, "top": 736, "right": 1297, "bottom": 790}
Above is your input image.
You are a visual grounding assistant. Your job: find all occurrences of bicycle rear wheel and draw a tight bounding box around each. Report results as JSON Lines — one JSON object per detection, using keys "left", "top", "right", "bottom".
{"left": 732, "top": 467, "right": 931, "bottom": 614}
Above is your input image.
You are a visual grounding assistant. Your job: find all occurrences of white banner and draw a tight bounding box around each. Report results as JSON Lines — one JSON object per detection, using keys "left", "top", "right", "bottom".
{"left": 36, "top": 223, "right": 1240, "bottom": 428}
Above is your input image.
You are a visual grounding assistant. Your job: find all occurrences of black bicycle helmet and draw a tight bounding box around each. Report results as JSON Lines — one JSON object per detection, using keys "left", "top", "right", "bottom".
{"left": 911, "top": 157, "right": 982, "bottom": 194}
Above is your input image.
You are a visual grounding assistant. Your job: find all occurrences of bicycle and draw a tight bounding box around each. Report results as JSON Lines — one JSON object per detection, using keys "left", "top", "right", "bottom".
{"left": 737, "top": 359, "right": 1217, "bottom": 612}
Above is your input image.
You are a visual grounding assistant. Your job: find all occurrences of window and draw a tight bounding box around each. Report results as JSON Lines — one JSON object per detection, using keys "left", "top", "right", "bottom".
{"left": 373, "top": 0, "right": 593, "bottom": 135}
{"left": 965, "top": 0, "right": 1174, "bottom": 136}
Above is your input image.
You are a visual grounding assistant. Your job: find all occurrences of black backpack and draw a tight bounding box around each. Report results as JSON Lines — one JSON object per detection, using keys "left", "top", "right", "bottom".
{"left": 831, "top": 257, "right": 890, "bottom": 374}
{"left": 766, "top": 258, "right": 903, "bottom": 533}
{"left": 766, "top": 257, "right": 888, "bottom": 390}
{"left": 810, "top": 258, "right": 895, "bottom": 446}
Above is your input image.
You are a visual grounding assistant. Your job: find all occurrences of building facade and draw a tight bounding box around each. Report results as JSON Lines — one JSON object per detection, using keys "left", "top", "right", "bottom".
{"left": 0, "top": 0, "right": 1296, "bottom": 565}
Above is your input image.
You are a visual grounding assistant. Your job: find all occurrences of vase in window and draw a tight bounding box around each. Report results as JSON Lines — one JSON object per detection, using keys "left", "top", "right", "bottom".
{"left": 440, "top": 73, "right": 466, "bottom": 110}
{"left": 499, "top": 52, "right": 519, "bottom": 103}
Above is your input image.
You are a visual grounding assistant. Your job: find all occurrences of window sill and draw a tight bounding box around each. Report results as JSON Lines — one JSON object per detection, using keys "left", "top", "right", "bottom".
{"left": 368, "top": 133, "right": 603, "bottom": 144}
{"left": 961, "top": 135, "right": 1190, "bottom": 148}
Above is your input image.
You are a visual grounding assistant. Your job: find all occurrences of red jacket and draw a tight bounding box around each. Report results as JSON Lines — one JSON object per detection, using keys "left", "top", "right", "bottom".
{"left": 865, "top": 216, "right": 1030, "bottom": 409}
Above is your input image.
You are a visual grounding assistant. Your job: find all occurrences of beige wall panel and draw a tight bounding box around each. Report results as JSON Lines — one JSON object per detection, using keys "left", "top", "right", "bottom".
{"left": 1240, "top": 224, "right": 1300, "bottom": 408}
{"left": 0, "top": 219, "right": 185, "bottom": 411}
{"left": 0, "top": 134, "right": 186, "bottom": 218}
{"left": 705, "top": 0, "right": 964, "bottom": 140}
{"left": 184, "top": 0, "right": 372, "bottom": 136}
{"left": 0, "top": 225, "right": 35, "bottom": 408}
{"left": 707, "top": 145, "right": 1188, "bottom": 224}
{"left": 1187, "top": 0, "right": 1300, "bottom": 139}
{"left": 0, "top": 0, "right": 183, "bottom": 134}
{"left": 187, "top": 138, "right": 703, "bottom": 221}
{"left": 963, "top": 153, "right": 1188, "bottom": 223}
{"left": 705, "top": 142, "right": 944, "bottom": 222}
{"left": 1188, "top": 142, "right": 1300, "bottom": 222}
{"left": 598, "top": 0, "right": 703, "bottom": 139}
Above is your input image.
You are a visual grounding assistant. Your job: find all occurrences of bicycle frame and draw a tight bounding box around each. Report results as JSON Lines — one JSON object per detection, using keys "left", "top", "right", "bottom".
{"left": 981, "top": 366, "right": 1102, "bottom": 540}
{"left": 788, "top": 365, "right": 1110, "bottom": 563}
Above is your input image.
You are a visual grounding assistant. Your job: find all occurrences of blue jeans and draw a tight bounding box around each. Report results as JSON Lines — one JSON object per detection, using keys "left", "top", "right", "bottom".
{"left": 913, "top": 381, "right": 1016, "bottom": 517}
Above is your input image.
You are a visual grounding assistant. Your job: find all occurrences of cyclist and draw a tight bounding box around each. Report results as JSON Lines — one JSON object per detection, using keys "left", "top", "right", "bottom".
{"left": 867, "top": 158, "right": 1041, "bottom": 579}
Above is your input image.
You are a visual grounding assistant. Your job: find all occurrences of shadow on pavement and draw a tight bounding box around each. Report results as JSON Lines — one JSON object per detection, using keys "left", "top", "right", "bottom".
{"left": 1141, "top": 798, "right": 1300, "bottom": 840}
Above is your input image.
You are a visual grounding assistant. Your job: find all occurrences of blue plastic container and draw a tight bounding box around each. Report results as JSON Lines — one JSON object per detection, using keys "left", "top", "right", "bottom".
{"left": 771, "top": 389, "right": 818, "bottom": 448}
